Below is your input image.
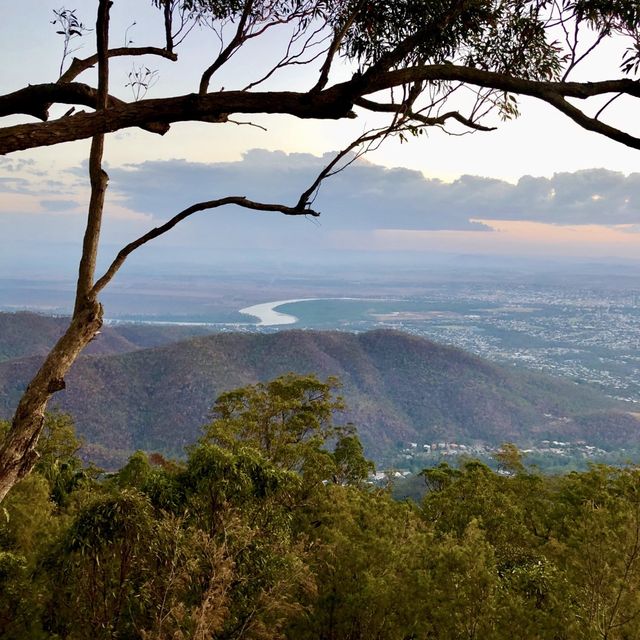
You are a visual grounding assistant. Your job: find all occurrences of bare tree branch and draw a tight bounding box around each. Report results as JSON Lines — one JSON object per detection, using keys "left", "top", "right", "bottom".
{"left": 0, "top": 83, "right": 170, "bottom": 134}
{"left": 92, "top": 197, "right": 319, "bottom": 294}
{"left": 594, "top": 92, "right": 623, "bottom": 120}
{"left": 74, "top": 0, "right": 111, "bottom": 312}
{"left": 228, "top": 118, "right": 267, "bottom": 131}
{"left": 163, "top": 0, "right": 173, "bottom": 51}
{"left": 544, "top": 93, "right": 640, "bottom": 149}
{"left": 243, "top": 23, "right": 330, "bottom": 92}
{"left": 366, "top": 66, "right": 640, "bottom": 101}
{"left": 0, "top": 83, "right": 109, "bottom": 120}
{"left": 59, "top": 46, "right": 177, "bottom": 83}
{"left": 296, "top": 124, "right": 399, "bottom": 210}
{"left": 2, "top": 64, "right": 638, "bottom": 154}
{"left": 198, "top": 1, "right": 325, "bottom": 93}
{"left": 199, "top": 0, "right": 255, "bottom": 94}
{"left": 563, "top": 31, "right": 609, "bottom": 81}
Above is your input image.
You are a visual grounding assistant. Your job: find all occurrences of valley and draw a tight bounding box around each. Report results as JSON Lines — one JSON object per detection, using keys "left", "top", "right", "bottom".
{"left": 1, "top": 311, "right": 636, "bottom": 471}
{"left": 4, "top": 262, "right": 640, "bottom": 472}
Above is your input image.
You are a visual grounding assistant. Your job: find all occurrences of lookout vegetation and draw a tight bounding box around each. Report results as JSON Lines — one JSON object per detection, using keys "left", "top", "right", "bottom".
{"left": 0, "top": 0, "right": 639, "bottom": 501}
{"left": 4, "top": 375, "right": 640, "bottom": 639}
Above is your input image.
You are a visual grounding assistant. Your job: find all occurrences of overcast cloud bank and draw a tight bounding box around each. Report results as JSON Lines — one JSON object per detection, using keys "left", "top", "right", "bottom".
{"left": 2, "top": 150, "right": 640, "bottom": 273}
{"left": 108, "top": 150, "right": 640, "bottom": 229}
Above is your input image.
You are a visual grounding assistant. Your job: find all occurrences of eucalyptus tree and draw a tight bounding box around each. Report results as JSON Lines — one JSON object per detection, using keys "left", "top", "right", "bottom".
{"left": 1, "top": 0, "right": 639, "bottom": 500}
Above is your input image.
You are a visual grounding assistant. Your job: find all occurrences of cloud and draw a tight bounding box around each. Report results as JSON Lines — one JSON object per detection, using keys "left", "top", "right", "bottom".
{"left": 0, "top": 157, "right": 35, "bottom": 173}
{"left": 0, "top": 157, "right": 70, "bottom": 195}
{"left": 4, "top": 151, "right": 640, "bottom": 269}
{"left": 0, "top": 175, "right": 32, "bottom": 193}
{"left": 40, "top": 199, "right": 81, "bottom": 212}
{"left": 107, "top": 152, "right": 640, "bottom": 235}
{"left": 496, "top": 170, "right": 640, "bottom": 224}
{"left": 107, "top": 150, "right": 489, "bottom": 246}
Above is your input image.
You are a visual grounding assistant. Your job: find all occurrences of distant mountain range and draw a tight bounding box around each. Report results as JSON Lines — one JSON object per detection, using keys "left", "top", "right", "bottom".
{"left": 0, "top": 312, "right": 217, "bottom": 361}
{"left": 0, "top": 312, "right": 636, "bottom": 467}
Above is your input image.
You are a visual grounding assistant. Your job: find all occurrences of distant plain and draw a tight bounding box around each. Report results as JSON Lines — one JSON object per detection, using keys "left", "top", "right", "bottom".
{"left": 3, "top": 257, "right": 639, "bottom": 404}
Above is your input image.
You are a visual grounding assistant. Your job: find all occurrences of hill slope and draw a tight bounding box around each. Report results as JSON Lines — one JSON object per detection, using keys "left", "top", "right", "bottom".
{"left": 0, "top": 311, "right": 218, "bottom": 362}
{"left": 0, "top": 327, "right": 633, "bottom": 466}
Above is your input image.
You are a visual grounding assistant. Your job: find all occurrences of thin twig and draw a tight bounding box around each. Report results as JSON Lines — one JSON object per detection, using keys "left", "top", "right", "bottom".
{"left": 355, "top": 97, "right": 496, "bottom": 131}
{"left": 594, "top": 92, "right": 623, "bottom": 120}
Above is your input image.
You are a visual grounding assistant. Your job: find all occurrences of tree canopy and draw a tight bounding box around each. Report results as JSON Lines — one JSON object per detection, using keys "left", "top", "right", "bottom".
{"left": 0, "top": 0, "right": 638, "bottom": 501}
{"left": 4, "top": 404, "right": 640, "bottom": 638}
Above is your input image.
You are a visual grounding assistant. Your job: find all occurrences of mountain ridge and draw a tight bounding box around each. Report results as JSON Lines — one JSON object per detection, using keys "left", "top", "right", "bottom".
{"left": 0, "top": 312, "right": 634, "bottom": 466}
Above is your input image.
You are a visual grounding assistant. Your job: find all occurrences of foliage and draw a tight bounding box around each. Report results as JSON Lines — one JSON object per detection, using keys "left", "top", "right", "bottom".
{"left": 332, "top": 432, "right": 374, "bottom": 485}
{"left": 51, "top": 7, "right": 90, "bottom": 77}
{"left": 6, "top": 382, "right": 640, "bottom": 638}
{"left": 204, "top": 373, "right": 347, "bottom": 474}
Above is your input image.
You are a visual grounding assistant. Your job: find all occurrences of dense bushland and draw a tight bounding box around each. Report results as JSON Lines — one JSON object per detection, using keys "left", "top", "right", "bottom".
{"left": 3, "top": 376, "right": 640, "bottom": 639}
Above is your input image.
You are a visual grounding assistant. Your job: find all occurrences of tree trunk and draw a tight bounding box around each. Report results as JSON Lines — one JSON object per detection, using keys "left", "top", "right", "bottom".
{"left": 0, "top": 299, "right": 103, "bottom": 502}
{"left": 0, "top": 0, "right": 111, "bottom": 503}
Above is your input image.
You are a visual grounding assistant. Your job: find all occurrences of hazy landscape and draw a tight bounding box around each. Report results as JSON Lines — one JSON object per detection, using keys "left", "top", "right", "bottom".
{"left": 3, "top": 258, "right": 640, "bottom": 472}
{"left": 5, "top": 256, "right": 640, "bottom": 404}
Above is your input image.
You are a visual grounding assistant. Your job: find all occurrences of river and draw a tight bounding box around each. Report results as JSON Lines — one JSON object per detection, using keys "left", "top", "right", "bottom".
{"left": 238, "top": 298, "right": 319, "bottom": 326}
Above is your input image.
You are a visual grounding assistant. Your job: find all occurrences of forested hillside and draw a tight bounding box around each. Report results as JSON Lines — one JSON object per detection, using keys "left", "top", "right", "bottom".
{"left": 3, "top": 410, "right": 640, "bottom": 639}
{"left": 0, "top": 313, "right": 630, "bottom": 466}
{"left": 0, "top": 312, "right": 215, "bottom": 361}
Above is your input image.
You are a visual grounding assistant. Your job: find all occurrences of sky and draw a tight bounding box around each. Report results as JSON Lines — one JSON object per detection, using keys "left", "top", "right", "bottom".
{"left": 1, "top": 0, "right": 640, "bottom": 280}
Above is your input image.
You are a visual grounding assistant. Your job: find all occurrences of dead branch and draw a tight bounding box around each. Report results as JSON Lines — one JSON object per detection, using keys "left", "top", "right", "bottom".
{"left": 74, "top": 0, "right": 110, "bottom": 312}
{"left": 0, "top": 83, "right": 170, "bottom": 134}
{"left": 59, "top": 46, "right": 178, "bottom": 83}
{"left": 92, "top": 197, "right": 319, "bottom": 295}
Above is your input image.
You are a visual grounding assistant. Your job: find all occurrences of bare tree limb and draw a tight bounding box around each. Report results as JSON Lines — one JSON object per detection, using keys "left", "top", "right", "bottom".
{"left": 92, "top": 196, "right": 319, "bottom": 295}
{"left": 0, "top": 83, "right": 170, "bottom": 134}
{"left": 74, "top": 0, "right": 110, "bottom": 311}
{"left": 365, "top": 66, "right": 640, "bottom": 101}
{"left": 2, "top": 64, "right": 638, "bottom": 154}
{"left": 562, "top": 30, "right": 608, "bottom": 81}
{"left": 243, "top": 23, "right": 330, "bottom": 92}
{"left": 296, "top": 126, "right": 397, "bottom": 210}
{"left": 594, "top": 92, "right": 623, "bottom": 120}
{"left": 199, "top": 0, "right": 255, "bottom": 94}
{"left": 311, "top": 0, "right": 366, "bottom": 93}
{"left": 544, "top": 93, "right": 640, "bottom": 150}
{"left": 227, "top": 118, "right": 267, "bottom": 131}
{"left": 163, "top": 0, "right": 173, "bottom": 52}
{"left": 0, "top": 83, "right": 110, "bottom": 120}
{"left": 198, "top": 1, "right": 327, "bottom": 94}
{"left": 58, "top": 46, "right": 178, "bottom": 84}
{"left": 1, "top": 43, "right": 177, "bottom": 131}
